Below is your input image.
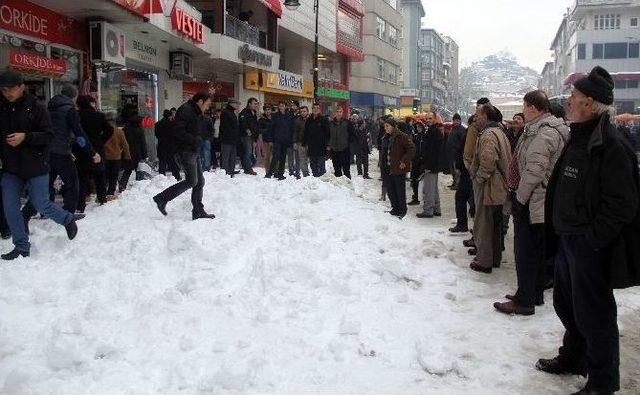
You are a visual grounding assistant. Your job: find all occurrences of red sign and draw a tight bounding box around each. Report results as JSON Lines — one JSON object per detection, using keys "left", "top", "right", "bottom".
{"left": 171, "top": 7, "right": 204, "bottom": 44}
{"left": 0, "top": 1, "right": 86, "bottom": 49}
{"left": 9, "top": 50, "right": 67, "bottom": 76}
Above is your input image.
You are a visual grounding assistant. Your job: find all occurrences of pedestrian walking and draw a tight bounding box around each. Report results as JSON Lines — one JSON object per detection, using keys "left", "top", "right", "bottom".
{"left": 118, "top": 109, "right": 148, "bottom": 192}
{"left": 152, "top": 92, "right": 215, "bottom": 220}
{"left": 155, "top": 109, "right": 181, "bottom": 179}
{"left": 103, "top": 114, "right": 131, "bottom": 199}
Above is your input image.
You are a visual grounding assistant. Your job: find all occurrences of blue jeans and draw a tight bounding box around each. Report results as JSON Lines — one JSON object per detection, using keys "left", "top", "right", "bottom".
{"left": 1, "top": 172, "right": 73, "bottom": 252}
{"left": 199, "top": 139, "right": 212, "bottom": 171}
{"left": 154, "top": 152, "right": 205, "bottom": 211}
{"left": 240, "top": 136, "right": 253, "bottom": 171}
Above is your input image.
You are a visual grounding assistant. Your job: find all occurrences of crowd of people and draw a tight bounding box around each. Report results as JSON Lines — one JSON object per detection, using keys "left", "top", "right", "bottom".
{"left": 2, "top": 64, "right": 640, "bottom": 394}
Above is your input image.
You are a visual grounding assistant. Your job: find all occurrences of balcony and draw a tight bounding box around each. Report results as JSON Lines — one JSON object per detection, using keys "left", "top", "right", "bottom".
{"left": 225, "top": 14, "right": 263, "bottom": 48}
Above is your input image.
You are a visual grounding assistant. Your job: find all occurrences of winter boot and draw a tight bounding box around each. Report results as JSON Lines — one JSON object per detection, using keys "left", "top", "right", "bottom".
{"left": 407, "top": 198, "right": 420, "bottom": 206}
{"left": 193, "top": 209, "right": 216, "bottom": 220}
{"left": 1, "top": 249, "right": 29, "bottom": 260}
{"left": 65, "top": 220, "right": 78, "bottom": 240}
{"left": 536, "top": 356, "right": 586, "bottom": 377}
{"left": 449, "top": 225, "right": 469, "bottom": 233}
{"left": 153, "top": 196, "right": 168, "bottom": 216}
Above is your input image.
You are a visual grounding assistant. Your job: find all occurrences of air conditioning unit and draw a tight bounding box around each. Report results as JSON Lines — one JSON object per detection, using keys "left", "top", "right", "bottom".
{"left": 89, "top": 21, "right": 126, "bottom": 68}
{"left": 170, "top": 52, "right": 193, "bottom": 79}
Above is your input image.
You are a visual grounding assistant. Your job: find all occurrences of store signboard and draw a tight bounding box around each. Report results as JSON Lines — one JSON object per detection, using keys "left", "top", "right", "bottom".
{"left": 266, "top": 71, "right": 304, "bottom": 94}
{"left": 9, "top": 50, "right": 66, "bottom": 76}
{"left": 125, "top": 34, "right": 169, "bottom": 70}
{"left": 238, "top": 44, "right": 273, "bottom": 68}
{"left": 316, "top": 87, "right": 350, "bottom": 100}
{"left": 171, "top": 6, "right": 204, "bottom": 44}
{"left": 0, "top": 0, "right": 86, "bottom": 49}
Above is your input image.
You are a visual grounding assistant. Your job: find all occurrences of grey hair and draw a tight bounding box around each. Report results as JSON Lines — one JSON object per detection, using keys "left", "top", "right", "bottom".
{"left": 590, "top": 100, "right": 616, "bottom": 118}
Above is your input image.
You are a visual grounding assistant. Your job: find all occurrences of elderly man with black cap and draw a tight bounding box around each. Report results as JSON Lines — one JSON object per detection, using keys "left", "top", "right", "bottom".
{"left": 536, "top": 66, "right": 640, "bottom": 395}
{"left": 0, "top": 69, "right": 79, "bottom": 260}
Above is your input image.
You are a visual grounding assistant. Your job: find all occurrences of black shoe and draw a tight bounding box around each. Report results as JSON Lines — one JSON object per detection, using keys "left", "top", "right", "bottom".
{"left": 277, "top": 176, "right": 286, "bottom": 181}
{"left": 244, "top": 169, "right": 257, "bottom": 175}
{"left": 153, "top": 196, "right": 168, "bottom": 216}
{"left": 535, "top": 356, "right": 587, "bottom": 377}
{"left": 233, "top": 171, "right": 241, "bottom": 175}
{"left": 449, "top": 225, "right": 469, "bottom": 233}
{"left": 463, "top": 238, "right": 475, "bottom": 248}
{"left": 544, "top": 278, "right": 554, "bottom": 290}
{"left": 396, "top": 213, "right": 406, "bottom": 219}
{"left": 416, "top": 213, "right": 433, "bottom": 218}
{"left": 388, "top": 210, "right": 398, "bottom": 216}
{"left": 265, "top": 173, "right": 272, "bottom": 179}
{"left": 434, "top": 212, "right": 442, "bottom": 217}
{"left": 363, "top": 175, "right": 372, "bottom": 179}
{"left": 1, "top": 231, "right": 10, "bottom": 240}
{"left": 65, "top": 220, "right": 78, "bottom": 240}
{"left": 468, "top": 248, "right": 477, "bottom": 256}
{"left": 193, "top": 210, "right": 216, "bottom": 220}
{"left": 470, "top": 261, "right": 492, "bottom": 273}
{"left": 73, "top": 213, "right": 86, "bottom": 221}
{"left": 1, "top": 249, "right": 29, "bottom": 260}
{"left": 407, "top": 200, "right": 420, "bottom": 206}
{"left": 506, "top": 294, "right": 544, "bottom": 306}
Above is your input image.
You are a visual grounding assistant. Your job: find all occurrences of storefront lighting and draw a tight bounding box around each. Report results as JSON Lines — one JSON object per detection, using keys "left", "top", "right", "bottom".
{"left": 284, "top": 0, "right": 301, "bottom": 11}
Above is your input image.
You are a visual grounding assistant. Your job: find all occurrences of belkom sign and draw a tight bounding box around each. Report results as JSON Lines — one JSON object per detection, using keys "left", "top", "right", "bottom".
{"left": 171, "top": 6, "right": 204, "bottom": 44}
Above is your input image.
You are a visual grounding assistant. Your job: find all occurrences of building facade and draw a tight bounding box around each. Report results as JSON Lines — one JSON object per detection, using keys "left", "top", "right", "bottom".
{"left": 548, "top": 0, "right": 640, "bottom": 113}
{"left": 399, "top": 0, "right": 425, "bottom": 91}
{"left": 419, "top": 28, "right": 446, "bottom": 113}
{"left": 443, "top": 35, "right": 460, "bottom": 115}
{"left": 349, "top": 0, "right": 403, "bottom": 118}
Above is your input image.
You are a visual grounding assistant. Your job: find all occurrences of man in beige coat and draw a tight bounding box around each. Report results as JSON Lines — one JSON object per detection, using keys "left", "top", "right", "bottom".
{"left": 494, "top": 90, "right": 569, "bottom": 315}
{"left": 469, "top": 104, "right": 512, "bottom": 273}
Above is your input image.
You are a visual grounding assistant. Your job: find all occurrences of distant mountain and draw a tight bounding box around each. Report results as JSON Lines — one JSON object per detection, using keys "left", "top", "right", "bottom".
{"left": 459, "top": 51, "right": 539, "bottom": 108}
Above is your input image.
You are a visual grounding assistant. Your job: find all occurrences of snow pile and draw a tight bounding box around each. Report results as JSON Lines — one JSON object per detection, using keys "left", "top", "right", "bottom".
{"left": 0, "top": 169, "right": 639, "bottom": 394}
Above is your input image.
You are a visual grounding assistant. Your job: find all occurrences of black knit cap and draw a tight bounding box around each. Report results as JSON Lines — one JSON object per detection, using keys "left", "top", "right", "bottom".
{"left": 452, "top": 113, "right": 461, "bottom": 121}
{"left": 573, "top": 66, "right": 614, "bottom": 105}
{"left": 0, "top": 68, "right": 24, "bottom": 87}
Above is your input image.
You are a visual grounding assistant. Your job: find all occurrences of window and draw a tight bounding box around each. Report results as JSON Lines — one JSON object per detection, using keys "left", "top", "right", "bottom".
{"left": 388, "top": 25, "right": 398, "bottom": 46}
{"left": 388, "top": 64, "right": 397, "bottom": 84}
{"left": 631, "top": 17, "right": 638, "bottom": 27}
{"left": 594, "top": 14, "right": 621, "bottom": 30}
{"left": 578, "top": 43, "right": 586, "bottom": 60}
{"left": 628, "top": 80, "right": 639, "bottom": 89}
{"left": 593, "top": 43, "right": 603, "bottom": 59}
{"left": 615, "top": 80, "right": 627, "bottom": 89}
{"left": 376, "top": 17, "right": 386, "bottom": 40}
{"left": 629, "top": 43, "right": 639, "bottom": 58}
{"left": 604, "top": 42, "right": 628, "bottom": 58}
{"left": 377, "top": 58, "right": 385, "bottom": 79}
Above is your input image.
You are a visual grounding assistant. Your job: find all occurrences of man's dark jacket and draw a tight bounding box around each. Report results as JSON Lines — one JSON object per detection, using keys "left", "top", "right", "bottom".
{"left": 422, "top": 124, "right": 444, "bottom": 172}
{"left": 220, "top": 105, "right": 240, "bottom": 145}
{"left": 0, "top": 93, "right": 54, "bottom": 179}
{"left": 270, "top": 111, "right": 294, "bottom": 147}
{"left": 173, "top": 100, "right": 204, "bottom": 153}
{"left": 258, "top": 115, "right": 273, "bottom": 143}
{"left": 155, "top": 116, "right": 174, "bottom": 158}
{"left": 238, "top": 107, "right": 258, "bottom": 139}
{"left": 545, "top": 114, "right": 640, "bottom": 289}
{"left": 48, "top": 94, "right": 95, "bottom": 157}
{"left": 304, "top": 114, "right": 330, "bottom": 157}
{"left": 78, "top": 107, "right": 113, "bottom": 157}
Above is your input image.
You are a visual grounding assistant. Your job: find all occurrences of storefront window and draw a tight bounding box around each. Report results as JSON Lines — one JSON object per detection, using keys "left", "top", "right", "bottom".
{"left": 50, "top": 47, "right": 81, "bottom": 95}
{"left": 99, "top": 69, "right": 158, "bottom": 125}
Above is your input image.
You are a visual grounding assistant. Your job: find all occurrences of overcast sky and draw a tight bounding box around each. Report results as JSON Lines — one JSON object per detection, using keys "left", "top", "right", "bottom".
{"left": 420, "top": 0, "right": 575, "bottom": 73}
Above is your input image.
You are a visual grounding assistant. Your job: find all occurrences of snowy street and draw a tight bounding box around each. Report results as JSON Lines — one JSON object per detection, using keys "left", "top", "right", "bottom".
{"left": 0, "top": 168, "right": 639, "bottom": 394}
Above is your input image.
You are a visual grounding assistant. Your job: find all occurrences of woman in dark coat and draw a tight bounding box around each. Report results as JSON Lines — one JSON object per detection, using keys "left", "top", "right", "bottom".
{"left": 118, "top": 109, "right": 148, "bottom": 192}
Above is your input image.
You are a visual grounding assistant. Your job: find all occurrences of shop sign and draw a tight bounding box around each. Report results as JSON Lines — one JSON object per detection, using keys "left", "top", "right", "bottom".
{"left": 382, "top": 95, "right": 398, "bottom": 106}
{"left": 171, "top": 6, "right": 204, "bottom": 44}
{"left": 238, "top": 44, "right": 273, "bottom": 67}
{"left": 266, "top": 71, "right": 304, "bottom": 93}
{"left": 0, "top": 1, "right": 85, "bottom": 49}
{"left": 316, "top": 87, "right": 350, "bottom": 100}
{"left": 125, "top": 34, "right": 169, "bottom": 70}
{"left": 9, "top": 50, "right": 66, "bottom": 76}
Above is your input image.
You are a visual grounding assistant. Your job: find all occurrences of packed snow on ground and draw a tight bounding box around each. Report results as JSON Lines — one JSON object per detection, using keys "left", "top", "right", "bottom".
{"left": 0, "top": 166, "right": 639, "bottom": 395}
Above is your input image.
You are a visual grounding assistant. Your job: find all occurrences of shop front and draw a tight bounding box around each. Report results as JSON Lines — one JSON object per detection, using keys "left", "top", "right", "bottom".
{"left": 182, "top": 80, "right": 235, "bottom": 110}
{"left": 0, "top": 0, "right": 86, "bottom": 102}
{"left": 350, "top": 92, "right": 400, "bottom": 119}
{"left": 244, "top": 69, "right": 314, "bottom": 107}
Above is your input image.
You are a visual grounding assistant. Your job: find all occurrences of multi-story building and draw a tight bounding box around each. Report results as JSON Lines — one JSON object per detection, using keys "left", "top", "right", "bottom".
{"left": 548, "top": 0, "right": 640, "bottom": 113}
{"left": 443, "top": 36, "right": 460, "bottom": 114}
{"left": 419, "top": 28, "right": 446, "bottom": 113}
{"left": 399, "top": 0, "right": 425, "bottom": 113}
{"left": 539, "top": 61, "right": 556, "bottom": 94}
{"left": 349, "top": 0, "right": 403, "bottom": 118}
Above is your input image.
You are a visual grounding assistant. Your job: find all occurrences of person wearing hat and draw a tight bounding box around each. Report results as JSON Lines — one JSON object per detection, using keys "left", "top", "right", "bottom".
{"left": 0, "top": 69, "right": 79, "bottom": 260}
{"left": 536, "top": 66, "right": 640, "bottom": 395}
{"left": 380, "top": 117, "right": 415, "bottom": 218}
{"left": 153, "top": 92, "right": 215, "bottom": 220}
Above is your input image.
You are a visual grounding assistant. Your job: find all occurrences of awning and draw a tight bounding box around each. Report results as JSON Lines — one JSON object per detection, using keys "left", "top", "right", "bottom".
{"left": 260, "top": 0, "right": 282, "bottom": 18}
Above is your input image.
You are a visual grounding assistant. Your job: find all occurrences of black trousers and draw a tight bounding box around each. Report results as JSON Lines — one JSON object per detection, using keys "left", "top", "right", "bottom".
{"left": 512, "top": 202, "right": 545, "bottom": 307}
{"left": 105, "top": 160, "right": 121, "bottom": 196}
{"left": 331, "top": 149, "right": 351, "bottom": 179}
{"left": 154, "top": 152, "right": 205, "bottom": 211}
{"left": 268, "top": 143, "right": 287, "bottom": 177}
{"left": 119, "top": 160, "right": 139, "bottom": 192}
{"left": 77, "top": 162, "right": 107, "bottom": 211}
{"left": 454, "top": 168, "right": 472, "bottom": 229}
{"left": 0, "top": 175, "right": 9, "bottom": 236}
{"left": 383, "top": 173, "right": 407, "bottom": 216}
{"left": 409, "top": 163, "right": 421, "bottom": 201}
{"left": 356, "top": 151, "right": 369, "bottom": 176}
{"left": 554, "top": 234, "right": 619, "bottom": 392}
{"left": 158, "top": 154, "right": 181, "bottom": 180}
{"left": 309, "top": 156, "right": 326, "bottom": 177}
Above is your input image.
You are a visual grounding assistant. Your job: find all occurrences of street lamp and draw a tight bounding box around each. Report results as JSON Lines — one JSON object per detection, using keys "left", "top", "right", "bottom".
{"left": 284, "top": 0, "right": 320, "bottom": 103}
